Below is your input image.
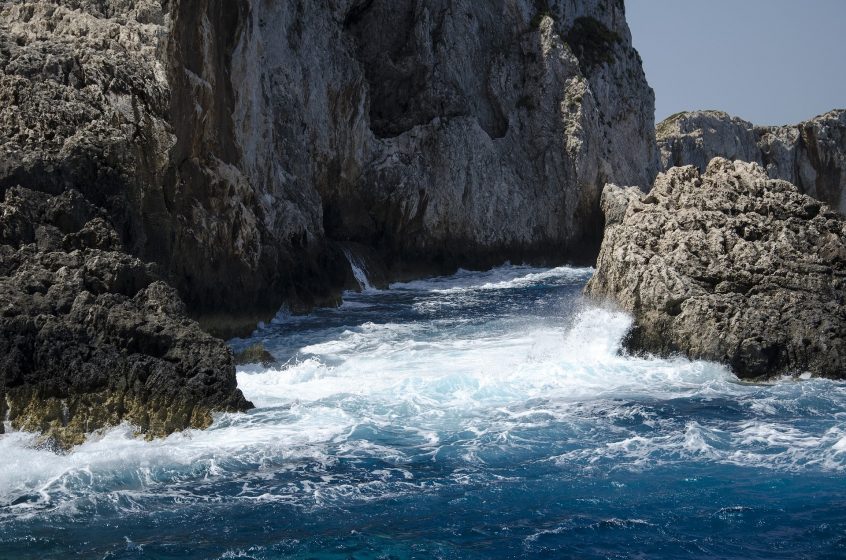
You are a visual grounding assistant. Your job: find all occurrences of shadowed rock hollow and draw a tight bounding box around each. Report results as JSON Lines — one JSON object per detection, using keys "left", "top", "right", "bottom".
{"left": 587, "top": 158, "right": 846, "bottom": 379}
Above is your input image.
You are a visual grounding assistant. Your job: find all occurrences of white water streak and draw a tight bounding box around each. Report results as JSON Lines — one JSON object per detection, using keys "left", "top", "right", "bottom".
{"left": 2, "top": 265, "right": 845, "bottom": 515}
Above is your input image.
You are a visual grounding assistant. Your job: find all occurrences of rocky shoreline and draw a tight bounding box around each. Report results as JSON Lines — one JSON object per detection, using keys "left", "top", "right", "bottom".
{"left": 1, "top": 0, "right": 658, "bottom": 446}
{"left": 0, "top": 186, "right": 251, "bottom": 448}
{"left": 0, "top": 0, "right": 844, "bottom": 447}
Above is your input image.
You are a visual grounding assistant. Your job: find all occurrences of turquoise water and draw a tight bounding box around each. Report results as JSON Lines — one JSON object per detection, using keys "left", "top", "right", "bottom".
{"left": 1, "top": 265, "right": 845, "bottom": 559}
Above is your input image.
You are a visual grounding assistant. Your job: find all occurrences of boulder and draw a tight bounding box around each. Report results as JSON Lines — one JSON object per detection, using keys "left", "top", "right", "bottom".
{"left": 586, "top": 158, "right": 846, "bottom": 379}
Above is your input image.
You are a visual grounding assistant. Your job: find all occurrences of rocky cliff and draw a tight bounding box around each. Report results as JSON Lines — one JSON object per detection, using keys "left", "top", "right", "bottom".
{"left": 657, "top": 110, "right": 846, "bottom": 214}
{"left": 1, "top": 0, "right": 657, "bottom": 325}
{"left": 586, "top": 159, "right": 846, "bottom": 379}
{"left": 0, "top": 186, "right": 251, "bottom": 448}
{"left": 0, "top": 0, "right": 656, "bottom": 443}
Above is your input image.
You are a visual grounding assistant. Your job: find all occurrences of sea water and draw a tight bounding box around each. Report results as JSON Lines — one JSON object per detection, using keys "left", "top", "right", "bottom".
{"left": 1, "top": 265, "right": 844, "bottom": 559}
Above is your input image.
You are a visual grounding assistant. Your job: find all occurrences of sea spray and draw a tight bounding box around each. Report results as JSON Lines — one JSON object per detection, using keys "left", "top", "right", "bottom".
{"left": 2, "top": 265, "right": 845, "bottom": 559}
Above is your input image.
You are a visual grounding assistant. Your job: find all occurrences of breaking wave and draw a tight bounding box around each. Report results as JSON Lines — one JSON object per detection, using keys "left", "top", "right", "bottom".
{"left": 2, "top": 264, "right": 845, "bottom": 558}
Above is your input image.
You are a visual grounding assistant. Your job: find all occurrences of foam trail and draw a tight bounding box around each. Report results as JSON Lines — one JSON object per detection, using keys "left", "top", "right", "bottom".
{"left": 2, "top": 264, "right": 845, "bottom": 534}
{"left": 342, "top": 248, "right": 373, "bottom": 291}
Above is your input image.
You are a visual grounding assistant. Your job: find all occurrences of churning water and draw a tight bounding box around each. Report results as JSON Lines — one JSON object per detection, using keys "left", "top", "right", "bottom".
{"left": 1, "top": 265, "right": 845, "bottom": 559}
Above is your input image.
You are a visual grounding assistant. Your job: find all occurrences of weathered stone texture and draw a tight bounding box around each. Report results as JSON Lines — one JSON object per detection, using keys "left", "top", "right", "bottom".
{"left": 0, "top": 187, "right": 251, "bottom": 448}
{"left": 657, "top": 110, "right": 846, "bottom": 214}
{"left": 587, "top": 158, "right": 846, "bottom": 379}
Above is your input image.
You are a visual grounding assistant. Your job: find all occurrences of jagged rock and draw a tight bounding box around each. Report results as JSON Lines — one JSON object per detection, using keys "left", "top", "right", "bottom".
{"left": 657, "top": 110, "right": 846, "bottom": 214}
{"left": 0, "top": 0, "right": 348, "bottom": 334}
{"left": 586, "top": 158, "right": 846, "bottom": 379}
{"left": 0, "top": 187, "right": 252, "bottom": 448}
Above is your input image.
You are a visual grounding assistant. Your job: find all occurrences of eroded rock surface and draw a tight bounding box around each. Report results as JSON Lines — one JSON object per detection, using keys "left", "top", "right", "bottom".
{"left": 0, "top": 187, "right": 251, "bottom": 448}
{"left": 586, "top": 158, "right": 846, "bottom": 379}
{"left": 657, "top": 110, "right": 846, "bottom": 214}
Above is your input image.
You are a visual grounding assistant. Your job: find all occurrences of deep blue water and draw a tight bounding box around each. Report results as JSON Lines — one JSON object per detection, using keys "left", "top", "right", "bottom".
{"left": 1, "top": 265, "right": 845, "bottom": 559}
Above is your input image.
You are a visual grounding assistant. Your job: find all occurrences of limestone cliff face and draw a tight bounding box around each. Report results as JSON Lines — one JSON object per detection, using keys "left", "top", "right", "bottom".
{"left": 1, "top": 0, "right": 657, "bottom": 324}
{"left": 221, "top": 0, "right": 658, "bottom": 280}
{"left": 657, "top": 110, "right": 846, "bottom": 214}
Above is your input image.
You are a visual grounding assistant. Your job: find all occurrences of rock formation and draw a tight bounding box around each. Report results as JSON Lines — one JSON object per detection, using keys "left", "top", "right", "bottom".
{"left": 0, "top": 187, "right": 251, "bottom": 448}
{"left": 657, "top": 110, "right": 846, "bottom": 214}
{"left": 586, "top": 158, "right": 846, "bottom": 379}
{"left": 1, "top": 0, "right": 657, "bottom": 325}
{"left": 0, "top": 0, "right": 658, "bottom": 443}
{"left": 0, "top": 0, "right": 657, "bottom": 443}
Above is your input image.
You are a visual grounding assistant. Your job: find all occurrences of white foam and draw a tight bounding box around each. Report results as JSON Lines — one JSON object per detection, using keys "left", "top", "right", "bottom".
{"left": 3, "top": 265, "right": 845, "bottom": 516}
{"left": 389, "top": 264, "right": 593, "bottom": 293}
{"left": 343, "top": 248, "right": 374, "bottom": 292}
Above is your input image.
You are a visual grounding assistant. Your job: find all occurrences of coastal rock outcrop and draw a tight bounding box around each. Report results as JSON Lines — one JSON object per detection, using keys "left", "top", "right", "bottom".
{"left": 0, "top": 187, "right": 251, "bottom": 448}
{"left": 586, "top": 158, "right": 846, "bottom": 379}
{"left": 0, "top": 0, "right": 657, "bottom": 444}
{"left": 657, "top": 110, "right": 846, "bottom": 214}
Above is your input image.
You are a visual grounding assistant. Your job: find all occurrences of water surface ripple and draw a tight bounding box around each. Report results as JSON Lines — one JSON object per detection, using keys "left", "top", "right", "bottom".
{"left": 2, "top": 265, "right": 845, "bottom": 559}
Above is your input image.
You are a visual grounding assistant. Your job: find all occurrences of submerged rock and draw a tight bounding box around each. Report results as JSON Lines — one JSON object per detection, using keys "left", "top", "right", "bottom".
{"left": 234, "top": 344, "right": 278, "bottom": 368}
{"left": 0, "top": 187, "right": 252, "bottom": 448}
{"left": 586, "top": 158, "right": 846, "bottom": 379}
{"left": 657, "top": 110, "right": 846, "bottom": 214}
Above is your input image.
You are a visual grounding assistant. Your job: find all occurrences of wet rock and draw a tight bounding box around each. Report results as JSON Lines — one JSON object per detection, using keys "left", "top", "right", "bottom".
{"left": 657, "top": 110, "right": 846, "bottom": 214}
{"left": 0, "top": 187, "right": 252, "bottom": 448}
{"left": 233, "top": 344, "right": 278, "bottom": 368}
{"left": 586, "top": 158, "right": 846, "bottom": 379}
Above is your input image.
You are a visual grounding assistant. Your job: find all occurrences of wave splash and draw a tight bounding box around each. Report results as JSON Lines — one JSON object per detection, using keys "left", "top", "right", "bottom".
{"left": 1, "top": 264, "right": 845, "bottom": 525}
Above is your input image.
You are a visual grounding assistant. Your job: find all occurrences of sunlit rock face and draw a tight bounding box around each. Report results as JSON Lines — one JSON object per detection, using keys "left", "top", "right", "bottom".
{"left": 587, "top": 158, "right": 846, "bottom": 379}
{"left": 227, "top": 0, "right": 658, "bottom": 279}
{"left": 657, "top": 110, "right": 846, "bottom": 214}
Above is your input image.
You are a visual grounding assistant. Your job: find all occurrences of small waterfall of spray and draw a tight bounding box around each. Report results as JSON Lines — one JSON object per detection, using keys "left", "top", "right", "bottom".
{"left": 343, "top": 248, "right": 373, "bottom": 292}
